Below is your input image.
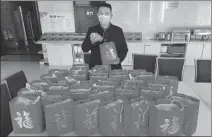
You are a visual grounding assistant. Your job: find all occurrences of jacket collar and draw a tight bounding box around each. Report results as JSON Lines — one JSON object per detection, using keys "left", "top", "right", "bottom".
{"left": 98, "top": 23, "right": 113, "bottom": 31}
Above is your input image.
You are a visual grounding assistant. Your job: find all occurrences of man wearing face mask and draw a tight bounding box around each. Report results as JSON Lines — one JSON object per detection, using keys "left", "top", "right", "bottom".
{"left": 82, "top": 3, "right": 128, "bottom": 70}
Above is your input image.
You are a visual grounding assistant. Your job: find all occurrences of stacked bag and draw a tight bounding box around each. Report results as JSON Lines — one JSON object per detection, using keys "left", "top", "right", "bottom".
{"left": 9, "top": 64, "right": 200, "bottom": 136}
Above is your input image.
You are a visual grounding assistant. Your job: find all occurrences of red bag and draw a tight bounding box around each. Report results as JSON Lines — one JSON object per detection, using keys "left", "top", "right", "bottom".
{"left": 121, "top": 79, "right": 147, "bottom": 89}
{"left": 115, "top": 87, "right": 140, "bottom": 99}
{"left": 46, "top": 84, "right": 69, "bottom": 95}
{"left": 99, "top": 99, "right": 124, "bottom": 136}
{"left": 48, "top": 69, "right": 69, "bottom": 77}
{"left": 149, "top": 99, "right": 184, "bottom": 136}
{"left": 123, "top": 97, "right": 155, "bottom": 136}
{"left": 128, "top": 69, "right": 148, "bottom": 77}
{"left": 109, "top": 74, "right": 129, "bottom": 81}
{"left": 100, "top": 42, "right": 118, "bottom": 65}
{"left": 9, "top": 96, "right": 44, "bottom": 134}
{"left": 45, "top": 98, "right": 74, "bottom": 136}
{"left": 75, "top": 99, "right": 100, "bottom": 136}
{"left": 90, "top": 87, "right": 114, "bottom": 102}
{"left": 72, "top": 64, "right": 89, "bottom": 70}
{"left": 166, "top": 93, "right": 200, "bottom": 136}
{"left": 89, "top": 73, "right": 108, "bottom": 81}
{"left": 155, "top": 76, "right": 179, "bottom": 94}
{"left": 29, "top": 80, "right": 50, "bottom": 92}
{"left": 148, "top": 81, "right": 172, "bottom": 100}
{"left": 17, "top": 83, "right": 42, "bottom": 98}
{"left": 40, "top": 74, "right": 59, "bottom": 83}
{"left": 42, "top": 94, "right": 69, "bottom": 109}
{"left": 66, "top": 85, "right": 92, "bottom": 101}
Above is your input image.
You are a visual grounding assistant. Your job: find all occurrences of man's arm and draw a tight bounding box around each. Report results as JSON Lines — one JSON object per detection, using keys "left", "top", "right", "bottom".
{"left": 81, "top": 28, "right": 99, "bottom": 52}
{"left": 117, "top": 28, "right": 128, "bottom": 63}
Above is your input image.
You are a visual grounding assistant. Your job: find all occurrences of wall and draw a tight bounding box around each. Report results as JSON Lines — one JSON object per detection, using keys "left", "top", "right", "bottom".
{"left": 37, "top": 1, "right": 211, "bottom": 39}
{"left": 37, "top": 1, "right": 75, "bottom": 33}
{"left": 107, "top": 1, "right": 211, "bottom": 39}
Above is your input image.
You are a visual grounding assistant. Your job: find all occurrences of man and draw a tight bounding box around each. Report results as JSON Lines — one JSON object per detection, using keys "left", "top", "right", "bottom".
{"left": 82, "top": 3, "right": 128, "bottom": 70}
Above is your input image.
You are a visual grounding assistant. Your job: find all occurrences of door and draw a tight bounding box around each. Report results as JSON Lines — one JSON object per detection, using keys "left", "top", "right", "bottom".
{"left": 185, "top": 43, "right": 203, "bottom": 66}
{"left": 144, "top": 42, "right": 161, "bottom": 55}
{"left": 201, "top": 43, "right": 211, "bottom": 59}
{"left": 74, "top": 6, "right": 99, "bottom": 33}
{"left": 128, "top": 43, "right": 145, "bottom": 65}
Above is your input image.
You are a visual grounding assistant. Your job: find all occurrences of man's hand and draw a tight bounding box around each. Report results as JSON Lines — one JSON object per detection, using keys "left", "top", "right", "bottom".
{"left": 90, "top": 33, "right": 103, "bottom": 44}
{"left": 113, "top": 58, "right": 120, "bottom": 64}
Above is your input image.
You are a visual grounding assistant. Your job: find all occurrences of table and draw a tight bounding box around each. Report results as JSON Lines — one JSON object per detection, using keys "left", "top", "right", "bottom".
{"left": 186, "top": 82, "right": 211, "bottom": 109}
{"left": 8, "top": 82, "right": 211, "bottom": 136}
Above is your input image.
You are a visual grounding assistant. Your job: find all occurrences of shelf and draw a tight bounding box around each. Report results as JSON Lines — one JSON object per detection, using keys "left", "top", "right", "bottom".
{"left": 39, "top": 58, "right": 49, "bottom": 65}
{"left": 38, "top": 50, "right": 47, "bottom": 54}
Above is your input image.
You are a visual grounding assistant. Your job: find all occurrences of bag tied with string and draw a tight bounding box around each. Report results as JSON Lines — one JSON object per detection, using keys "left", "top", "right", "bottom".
{"left": 74, "top": 99, "right": 100, "bottom": 136}
{"left": 149, "top": 99, "right": 184, "bottom": 136}
{"left": 9, "top": 96, "right": 44, "bottom": 134}
{"left": 45, "top": 98, "right": 74, "bottom": 136}
{"left": 99, "top": 98, "right": 124, "bottom": 136}
{"left": 165, "top": 93, "right": 200, "bottom": 136}
{"left": 155, "top": 76, "right": 179, "bottom": 94}
{"left": 115, "top": 86, "right": 140, "bottom": 99}
{"left": 123, "top": 96, "right": 156, "bottom": 136}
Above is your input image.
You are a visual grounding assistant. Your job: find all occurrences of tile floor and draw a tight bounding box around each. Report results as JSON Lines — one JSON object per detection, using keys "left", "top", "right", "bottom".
{"left": 1, "top": 61, "right": 196, "bottom": 82}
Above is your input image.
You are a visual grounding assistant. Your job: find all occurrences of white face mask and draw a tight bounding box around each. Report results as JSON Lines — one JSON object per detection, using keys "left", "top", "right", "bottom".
{"left": 98, "top": 15, "right": 111, "bottom": 26}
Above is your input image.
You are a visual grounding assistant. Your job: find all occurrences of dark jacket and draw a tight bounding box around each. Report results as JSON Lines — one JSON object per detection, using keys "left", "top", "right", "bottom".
{"left": 82, "top": 23, "right": 128, "bottom": 70}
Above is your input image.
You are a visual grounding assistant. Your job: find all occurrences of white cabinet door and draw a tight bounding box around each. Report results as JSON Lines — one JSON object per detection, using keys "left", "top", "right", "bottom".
{"left": 128, "top": 43, "right": 145, "bottom": 65}
{"left": 46, "top": 44, "right": 61, "bottom": 66}
{"left": 60, "top": 44, "right": 73, "bottom": 66}
{"left": 185, "top": 43, "right": 204, "bottom": 66}
{"left": 144, "top": 42, "right": 161, "bottom": 55}
{"left": 201, "top": 43, "right": 211, "bottom": 59}
{"left": 121, "top": 52, "right": 131, "bottom": 65}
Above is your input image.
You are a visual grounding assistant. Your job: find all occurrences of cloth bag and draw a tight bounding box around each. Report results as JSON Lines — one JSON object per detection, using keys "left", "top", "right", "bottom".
{"left": 140, "top": 86, "right": 166, "bottom": 101}
{"left": 147, "top": 81, "right": 172, "bottom": 100}
{"left": 115, "top": 87, "right": 140, "bottom": 99}
{"left": 9, "top": 96, "right": 44, "bottom": 134}
{"left": 99, "top": 42, "right": 118, "bottom": 65}
{"left": 48, "top": 69, "right": 69, "bottom": 77}
{"left": 166, "top": 93, "right": 200, "bottom": 136}
{"left": 90, "top": 87, "right": 115, "bottom": 102}
{"left": 128, "top": 69, "right": 148, "bottom": 77}
{"left": 46, "top": 84, "right": 69, "bottom": 95}
{"left": 89, "top": 72, "right": 108, "bottom": 81}
{"left": 28, "top": 80, "right": 50, "bottom": 92}
{"left": 99, "top": 98, "right": 124, "bottom": 136}
{"left": 75, "top": 99, "right": 100, "bottom": 136}
{"left": 66, "top": 85, "right": 92, "bottom": 101}
{"left": 45, "top": 98, "right": 74, "bottom": 136}
{"left": 123, "top": 97, "right": 156, "bottom": 136}
{"left": 149, "top": 99, "right": 184, "bottom": 136}
{"left": 155, "top": 76, "right": 179, "bottom": 94}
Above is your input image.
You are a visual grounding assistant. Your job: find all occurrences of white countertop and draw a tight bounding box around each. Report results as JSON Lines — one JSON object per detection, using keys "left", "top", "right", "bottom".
{"left": 35, "top": 40, "right": 211, "bottom": 45}
{"left": 8, "top": 82, "right": 211, "bottom": 136}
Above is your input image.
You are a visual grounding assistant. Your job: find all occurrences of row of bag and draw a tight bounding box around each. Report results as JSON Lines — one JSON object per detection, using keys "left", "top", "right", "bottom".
{"left": 18, "top": 75, "right": 178, "bottom": 103}
{"left": 10, "top": 92, "right": 200, "bottom": 136}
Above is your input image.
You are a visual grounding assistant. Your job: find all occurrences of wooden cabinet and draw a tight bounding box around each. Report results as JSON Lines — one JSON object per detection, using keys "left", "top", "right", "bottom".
{"left": 144, "top": 42, "right": 161, "bottom": 55}
{"left": 201, "top": 43, "right": 211, "bottom": 59}
{"left": 185, "top": 43, "right": 204, "bottom": 66}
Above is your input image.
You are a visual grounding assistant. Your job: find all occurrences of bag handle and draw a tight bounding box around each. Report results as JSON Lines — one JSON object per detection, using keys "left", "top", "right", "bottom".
{"left": 170, "top": 100, "right": 184, "bottom": 111}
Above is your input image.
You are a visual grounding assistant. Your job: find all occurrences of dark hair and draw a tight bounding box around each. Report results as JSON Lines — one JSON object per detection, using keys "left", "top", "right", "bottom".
{"left": 97, "top": 3, "right": 112, "bottom": 12}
